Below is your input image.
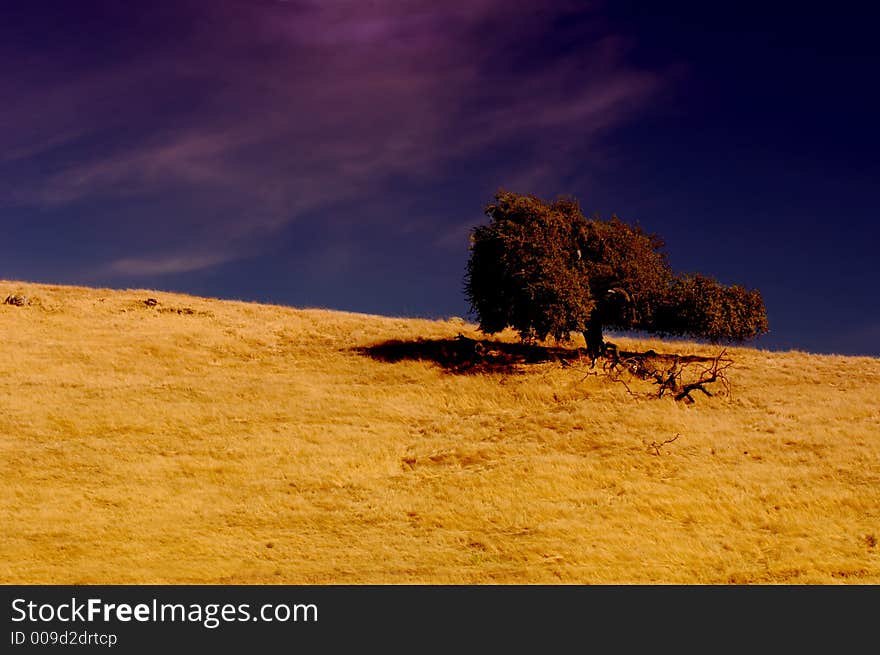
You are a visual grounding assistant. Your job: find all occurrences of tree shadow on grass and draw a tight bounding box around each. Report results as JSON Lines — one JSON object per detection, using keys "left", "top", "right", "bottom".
{"left": 357, "top": 335, "right": 724, "bottom": 382}
{"left": 356, "top": 335, "right": 587, "bottom": 374}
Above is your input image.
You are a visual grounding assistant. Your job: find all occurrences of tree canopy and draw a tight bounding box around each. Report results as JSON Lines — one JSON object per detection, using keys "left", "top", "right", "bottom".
{"left": 465, "top": 190, "right": 768, "bottom": 357}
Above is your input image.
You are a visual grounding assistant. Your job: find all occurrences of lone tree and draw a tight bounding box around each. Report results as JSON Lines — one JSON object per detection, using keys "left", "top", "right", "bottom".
{"left": 465, "top": 190, "right": 768, "bottom": 358}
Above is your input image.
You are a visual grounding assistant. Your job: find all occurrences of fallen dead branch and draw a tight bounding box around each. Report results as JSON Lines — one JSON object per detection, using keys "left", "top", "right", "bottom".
{"left": 648, "top": 434, "right": 681, "bottom": 455}
{"left": 596, "top": 345, "right": 734, "bottom": 403}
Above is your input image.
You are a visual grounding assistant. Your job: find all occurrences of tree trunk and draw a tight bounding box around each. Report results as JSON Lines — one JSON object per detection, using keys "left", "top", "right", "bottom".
{"left": 583, "top": 318, "right": 604, "bottom": 362}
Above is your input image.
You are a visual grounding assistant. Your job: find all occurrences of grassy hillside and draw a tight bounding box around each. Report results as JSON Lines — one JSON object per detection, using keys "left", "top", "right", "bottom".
{"left": 1, "top": 281, "right": 878, "bottom": 584}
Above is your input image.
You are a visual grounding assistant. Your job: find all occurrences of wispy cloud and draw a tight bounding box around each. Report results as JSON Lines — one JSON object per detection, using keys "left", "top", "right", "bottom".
{"left": 109, "top": 251, "right": 241, "bottom": 277}
{"left": 1, "top": 0, "right": 666, "bottom": 275}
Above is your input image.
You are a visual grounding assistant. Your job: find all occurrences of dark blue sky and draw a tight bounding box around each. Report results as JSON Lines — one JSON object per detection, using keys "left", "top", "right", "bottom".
{"left": 2, "top": 1, "right": 878, "bottom": 355}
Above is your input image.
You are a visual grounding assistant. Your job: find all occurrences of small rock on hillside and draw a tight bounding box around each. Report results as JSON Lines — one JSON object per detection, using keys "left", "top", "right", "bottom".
{"left": 4, "top": 294, "right": 29, "bottom": 307}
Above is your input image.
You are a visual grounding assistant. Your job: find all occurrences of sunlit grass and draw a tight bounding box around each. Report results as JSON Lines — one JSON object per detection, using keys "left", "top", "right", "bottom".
{"left": 1, "top": 281, "right": 878, "bottom": 583}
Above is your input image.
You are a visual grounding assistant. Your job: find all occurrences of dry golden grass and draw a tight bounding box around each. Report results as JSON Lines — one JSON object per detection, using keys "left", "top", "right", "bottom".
{"left": 1, "top": 280, "right": 878, "bottom": 584}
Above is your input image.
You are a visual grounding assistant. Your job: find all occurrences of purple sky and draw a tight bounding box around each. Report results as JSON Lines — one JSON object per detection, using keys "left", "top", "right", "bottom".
{"left": 2, "top": 1, "right": 879, "bottom": 355}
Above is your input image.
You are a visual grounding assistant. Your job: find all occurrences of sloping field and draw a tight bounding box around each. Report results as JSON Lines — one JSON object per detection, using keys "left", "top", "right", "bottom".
{"left": 1, "top": 281, "right": 878, "bottom": 583}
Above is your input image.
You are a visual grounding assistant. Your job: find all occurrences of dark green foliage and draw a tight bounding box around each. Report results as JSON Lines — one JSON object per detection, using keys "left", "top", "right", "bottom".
{"left": 465, "top": 190, "right": 768, "bottom": 353}
{"left": 465, "top": 192, "right": 594, "bottom": 344}
{"left": 656, "top": 274, "right": 769, "bottom": 343}
{"left": 576, "top": 216, "right": 672, "bottom": 332}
